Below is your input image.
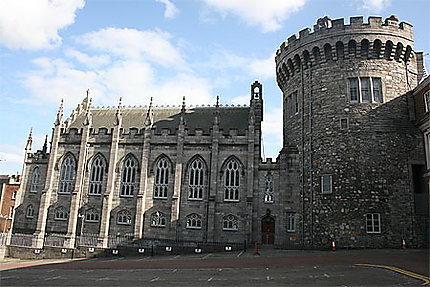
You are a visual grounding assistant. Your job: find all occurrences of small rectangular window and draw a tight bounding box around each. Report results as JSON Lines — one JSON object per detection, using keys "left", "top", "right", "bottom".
{"left": 372, "top": 78, "right": 383, "bottom": 103}
{"left": 361, "top": 77, "right": 371, "bottom": 102}
{"left": 366, "top": 213, "right": 381, "bottom": 234}
{"left": 9, "top": 206, "right": 14, "bottom": 218}
{"left": 12, "top": 191, "right": 17, "bottom": 200}
{"left": 349, "top": 78, "right": 359, "bottom": 102}
{"left": 321, "top": 175, "right": 332, "bottom": 194}
{"left": 286, "top": 213, "right": 296, "bottom": 232}
{"left": 340, "top": 118, "right": 348, "bottom": 130}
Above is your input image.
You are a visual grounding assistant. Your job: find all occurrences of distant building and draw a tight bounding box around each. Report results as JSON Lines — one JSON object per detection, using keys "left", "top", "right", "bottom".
{"left": 11, "top": 15, "right": 429, "bottom": 250}
{"left": 0, "top": 175, "right": 20, "bottom": 232}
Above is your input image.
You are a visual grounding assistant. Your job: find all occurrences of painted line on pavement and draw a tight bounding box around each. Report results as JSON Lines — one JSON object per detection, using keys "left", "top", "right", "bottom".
{"left": 356, "top": 263, "right": 430, "bottom": 285}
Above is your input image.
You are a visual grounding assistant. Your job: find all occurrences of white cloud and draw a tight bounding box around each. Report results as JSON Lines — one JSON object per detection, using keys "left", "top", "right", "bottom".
{"left": 248, "top": 53, "right": 275, "bottom": 79}
{"left": 361, "top": 0, "right": 390, "bottom": 12}
{"left": 261, "top": 107, "right": 283, "bottom": 158}
{"left": 156, "top": 0, "right": 179, "bottom": 19}
{"left": 76, "top": 28, "right": 187, "bottom": 69}
{"left": 0, "top": 0, "right": 84, "bottom": 50}
{"left": 64, "top": 49, "right": 110, "bottom": 69}
{"left": 201, "top": 0, "right": 306, "bottom": 32}
{"left": 231, "top": 94, "right": 249, "bottom": 105}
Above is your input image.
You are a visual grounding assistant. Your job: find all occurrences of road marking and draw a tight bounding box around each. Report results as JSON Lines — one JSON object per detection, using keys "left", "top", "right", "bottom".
{"left": 208, "top": 277, "right": 213, "bottom": 282}
{"left": 356, "top": 264, "right": 430, "bottom": 286}
{"left": 201, "top": 254, "right": 211, "bottom": 259}
{"left": 44, "top": 276, "right": 62, "bottom": 281}
{"left": 324, "top": 273, "right": 330, "bottom": 278}
{"left": 266, "top": 276, "right": 270, "bottom": 281}
{"left": 150, "top": 277, "right": 159, "bottom": 282}
{"left": 237, "top": 251, "right": 244, "bottom": 257}
{"left": 172, "top": 269, "right": 177, "bottom": 272}
{"left": 170, "top": 255, "right": 180, "bottom": 260}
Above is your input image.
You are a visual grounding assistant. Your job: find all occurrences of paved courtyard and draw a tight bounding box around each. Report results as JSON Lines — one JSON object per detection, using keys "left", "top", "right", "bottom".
{"left": 1, "top": 248, "right": 428, "bottom": 286}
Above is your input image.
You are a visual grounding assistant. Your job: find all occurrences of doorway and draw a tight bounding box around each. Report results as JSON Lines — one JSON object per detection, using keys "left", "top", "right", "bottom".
{"left": 261, "top": 216, "right": 275, "bottom": 244}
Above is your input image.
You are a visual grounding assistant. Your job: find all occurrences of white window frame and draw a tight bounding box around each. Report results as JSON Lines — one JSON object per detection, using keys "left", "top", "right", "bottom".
{"left": 54, "top": 207, "right": 68, "bottom": 221}
{"left": 150, "top": 211, "right": 166, "bottom": 227}
{"left": 12, "top": 191, "right": 17, "bottom": 200}
{"left": 264, "top": 173, "right": 274, "bottom": 203}
{"left": 117, "top": 210, "right": 132, "bottom": 225}
{"left": 120, "top": 157, "right": 137, "bottom": 197}
{"left": 366, "top": 213, "right": 381, "bottom": 234}
{"left": 30, "top": 167, "right": 40, "bottom": 193}
{"left": 286, "top": 212, "right": 296, "bottom": 232}
{"left": 321, "top": 174, "right": 332, "bottom": 194}
{"left": 58, "top": 155, "right": 76, "bottom": 194}
{"left": 424, "top": 91, "right": 430, "bottom": 113}
{"left": 26, "top": 205, "right": 34, "bottom": 219}
{"left": 85, "top": 209, "right": 100, "bottom": 223}
{"left": 186, "top": 213, "right": 202, "bottom": 229}
{"left": 224, "top": 158, "right": 240, "bottom": 202}
{"left": 349, "top": 77, "right": 384, "bottom": 103}
{"left": 9, "top": 206, "right": 14, "bottom": 218}
{"left": 222, "top": 214, "right": 239, "bottom": 231}
{"left": 153, "top": 158, "right": 169, "bottom": 199}
{"left": 188, "top": 158, "right": 206, "bottom": 200}
{"left": 89, "top": 156, "right": 105, "bottom": 196}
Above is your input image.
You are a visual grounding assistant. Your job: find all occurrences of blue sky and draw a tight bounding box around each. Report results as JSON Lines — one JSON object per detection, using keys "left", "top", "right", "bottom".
{"left": 0, "top": 0, "right": 429, "bottom": 174}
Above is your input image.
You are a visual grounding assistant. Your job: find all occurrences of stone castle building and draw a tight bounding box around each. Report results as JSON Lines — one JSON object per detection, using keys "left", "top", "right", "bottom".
{"left": 12, "top": 15, "right": 428, "bottom": 249}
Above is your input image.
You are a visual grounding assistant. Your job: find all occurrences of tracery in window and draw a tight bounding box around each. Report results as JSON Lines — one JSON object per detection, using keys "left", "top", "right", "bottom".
{"left": 264, "top": 173, "right": 274, "bottom": 203}
{"left": 186, "top": 213, "right": 202, "bottom": 229}
{"left": 188, "top": 157, "right": 206, "bottom": 200}
{"left": 85, "top": 209, "right": 100, "bottom": 222}
{"left": 120, "top": 156, "right": 137, "bottom": 197}
{"left": 224, "top": 158, "right": 240, "bottom": 201}
{"left": 223, "top": 214, "right": 239, "bottom": 231}
{"left": 54, "top": 206, "right": 68, "bottom": 220}
{"left": 58, "top": 154, "right": 76, "bottom": 194}
{"left": 30, "top": 167, "right": 40, "bottom": 192}
{"left": 89, "top": 155, "right": 105, "bottom": 195}
{"left": 117, "top": 210, "right": 132, "bottom": 225}
{"left": 150, "top": 211, "right": 166, "bottom": 227}
{"left": 154, "top": 157, "right": 169, "bottom": 199}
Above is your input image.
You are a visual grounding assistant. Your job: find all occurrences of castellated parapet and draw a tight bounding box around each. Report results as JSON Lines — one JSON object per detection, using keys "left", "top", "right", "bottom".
{"left": 276, "top": 15, "right": 427, "bottom": 248}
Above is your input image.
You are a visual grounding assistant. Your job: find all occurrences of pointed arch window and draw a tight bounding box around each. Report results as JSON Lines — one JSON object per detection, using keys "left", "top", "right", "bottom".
{"left": 154, "top": 157, "right": 169, "bottom": 199}
{"left": 85, "top": 209, "right": 100, "bottom": 223}
{"left": 224, "top": 158, "right": 240, "bottom": 201}
{"left": 117, "top": 210, "right": 132, "bottom": 225}
{"left": 150, "top": 211, "right": 166, "bottom": 227}
{"left": 26, "top": 205, "right": 35, "bottom": 219}
{"left": 188, "top": 158, "right": 206, "bottom": 200}
{"left": 89, "top": 156, "right": 105, "bottom": 195}
{"left": 264, "top": 173, "right": 274, "bottom": 203}
{"left": 54, "top": 207, "right": 68, "bottom": 221}
{"left": 223, "top": 215, "right": 239, "bottom": 231}
{"left": 120, "top": 156, "right": 137, "bottom": 197}
{"left": 186, "top": 213, "right": 202, "bottom": 229}
{"left": 30, "top": 167, "right": 40, "bottom": 193}
{"left": 58, "top": 155, "right": 76, "bottom": 194}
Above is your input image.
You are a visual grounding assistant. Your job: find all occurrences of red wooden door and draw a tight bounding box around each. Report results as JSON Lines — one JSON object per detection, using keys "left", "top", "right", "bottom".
{"left": 261, "top": 216, "right": 275, "bottom": 244}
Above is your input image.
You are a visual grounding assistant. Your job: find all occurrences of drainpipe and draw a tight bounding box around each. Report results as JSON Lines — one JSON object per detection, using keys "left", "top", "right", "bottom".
{"left": 308, "top": 62, "right": 314, "bottom": 248}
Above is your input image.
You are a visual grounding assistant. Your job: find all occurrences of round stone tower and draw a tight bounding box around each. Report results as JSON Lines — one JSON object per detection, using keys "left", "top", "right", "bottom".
{"left": 275, "top": 15, "right": 427, "bottom": 248}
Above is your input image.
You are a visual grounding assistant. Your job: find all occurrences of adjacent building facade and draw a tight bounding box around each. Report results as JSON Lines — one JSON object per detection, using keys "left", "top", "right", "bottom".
{"left": 0, "top": 175, "right": 20, "bottom": 233}
{"left": 12, "top": 15, "right": 429, "bottom": 249}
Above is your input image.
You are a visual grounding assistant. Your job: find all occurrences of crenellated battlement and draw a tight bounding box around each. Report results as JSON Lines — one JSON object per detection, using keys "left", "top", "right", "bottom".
{"left": 275, "top": 15, "right": 417, "bottom": 89}
{"left": 276, "top": 15, "right": 413, "bottom": 60}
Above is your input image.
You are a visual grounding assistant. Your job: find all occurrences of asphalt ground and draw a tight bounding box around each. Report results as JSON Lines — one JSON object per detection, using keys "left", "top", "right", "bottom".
{"left": 1, "top": 248, "right": 428, "bottom": 286}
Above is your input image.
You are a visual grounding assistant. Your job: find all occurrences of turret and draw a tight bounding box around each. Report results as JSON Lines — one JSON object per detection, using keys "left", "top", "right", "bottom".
{"left": 250, "top": 81, "right": 263, "bottom": 125}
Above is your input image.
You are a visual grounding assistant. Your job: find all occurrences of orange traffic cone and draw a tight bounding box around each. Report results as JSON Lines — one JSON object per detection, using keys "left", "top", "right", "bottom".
{"left": 254, "top": 242, "right": 260, "bottom": 255}
{"left": 331, "top": 238, "right": 336, "bottom": 251}
{"left": 402, "top": 238, "right": 406, "bottom": 249}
